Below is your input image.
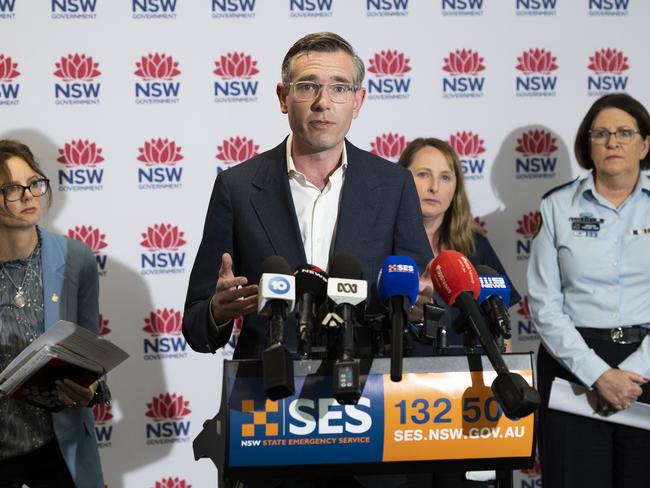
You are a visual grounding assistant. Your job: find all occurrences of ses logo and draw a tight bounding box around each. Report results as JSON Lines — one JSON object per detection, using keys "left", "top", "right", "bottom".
{"left": 366, "top": 0, "right": 408, "bottom": 17}
{"left": 587, "top": 48, "right": 629, "bottom": 97}
{"left": 137, "top": 138, "right": 184, "bottom": 190}
{"left": 98, "top": 313, "right": 111, "bottom": 336}
{"left": 0, "top": 54, "right": 20, "bottom": 105}
{"left": 289, "top": 0, "right": 333, "bottom": 17}
{"left": 212, "top": 0, "right": 256, "bottom": 18}
{"left": 588, "top": 0, "right": 628, "bottom": 16}
{"left": 0, "top": 0, "right": 16, "bottom": 19}
{"left": 57, "top": 139, "right": 105, "bottom": 192}
{"left": 442, "top": 49, "right": 485, "bottom": 98}
{"left": 515, "top": 129, "right": 557, "bottom": 180}
{"left": 53, "top": 53, "right": 101, "bottom": 105}
{"left": 516, "top": 296, "right": 539, "bottom": 343}
{"left": 51, "top": 0, "right": 98, "bottom": 19}
{"left": 515, "top": 211, "right": 541, "bottom": 260}
{"left": 213, "top": 52, "right": 259, "bottom": 103}
{"left": 132, "top": 0, "right": 177, "bottom": 19}
{"left": 441, "top": 0, "right": 484, "bottom": 16}
{"left": 369, "top": 133, "right": 408, "bottom": 162}
{"left": 140, "top": 223, "right": 186, "bottom": 276}
{"left": 216, "top": 136, "right": 259, "bottom": 173}
{"left": 515, "top": 0, "right": 557, "bottom": 16}
{"left": 145, "top": 393, "right": 191, "bottom": 445}
{"left": 93, "top": 403, "right": 114, "bottom": 448}
{"left": 134, "top": 53, "right": 181, "bottom": 104}
{"left": 143, "top": 308, "right": 188, "bottom": 360}
{"left": 68, "top": 225, "right": 109, "bottom": 275}
{"left": 515, "top": 48, "right": 558, "bottom": 97}
{"left": 367, "top": 50, "right": 411, "bottom": 101}
{"left": 152, "top": 478, "right": 192, "bottom": 488}
{"left": 448, "top": 131, "right": 485, "bottom": 180}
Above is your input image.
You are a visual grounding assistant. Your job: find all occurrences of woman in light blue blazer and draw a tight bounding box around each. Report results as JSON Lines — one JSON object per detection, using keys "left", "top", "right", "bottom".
{"left": 0, "top": 140, "right": 104, "bottom": 487}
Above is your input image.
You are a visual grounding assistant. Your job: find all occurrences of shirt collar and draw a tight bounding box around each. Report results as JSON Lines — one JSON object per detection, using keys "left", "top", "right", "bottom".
{"left": 285, "top": 133, "right": 348, "bottom": 178}
{"left": 575, "top": 170, "right": 650, "bottom": 206}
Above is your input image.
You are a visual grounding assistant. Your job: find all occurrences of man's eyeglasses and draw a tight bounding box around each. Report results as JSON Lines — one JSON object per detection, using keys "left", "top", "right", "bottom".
{"left": 0, "top": 178, "right": 50, "bottom": 202}
{"left": 589, "top": 128, "right": 641, "bottom": 145}
{"left": 285, "top": 81, "right": 358, "bottom": 104}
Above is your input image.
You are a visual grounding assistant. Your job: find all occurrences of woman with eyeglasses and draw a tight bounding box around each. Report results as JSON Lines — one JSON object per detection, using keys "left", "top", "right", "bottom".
{"left": 528, "top": 93, "right": 650, "bottom": 487}
{"left": 0, "top": 140, "right": 105, "bottom": 487}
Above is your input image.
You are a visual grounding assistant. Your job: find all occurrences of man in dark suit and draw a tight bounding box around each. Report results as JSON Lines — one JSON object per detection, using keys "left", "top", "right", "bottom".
{"left": 183, "top": 32, "right": 432, "bottom": 361}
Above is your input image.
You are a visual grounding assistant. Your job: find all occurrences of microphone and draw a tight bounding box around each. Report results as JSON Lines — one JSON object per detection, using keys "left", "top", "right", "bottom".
{"left": 377, "top": 256, "right": 419, "bottom": 382}
{"left": 430, "top": 250, "right": 540, "bottom": 419}
{"left": 476, "top": 265, "right": 512, "bottom": 343}
{"left": 327, "top": 253, "right": 367, "bottom": 405}
{"left": 258, "top": 256, "right": 296, "bottom": 401}
{"left": 293, "top": 264, "right": 328, "bottom": 358}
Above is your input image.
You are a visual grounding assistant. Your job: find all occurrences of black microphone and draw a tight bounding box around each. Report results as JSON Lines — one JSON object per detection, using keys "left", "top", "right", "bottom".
{"left": 293, "top": 264, "right": 328, "bottom": 358}
{"left": 476, "top": 265, "right": 512, "bottom": 344}
{"left": 258, "top": 256, "right": 296, "bottom": 400}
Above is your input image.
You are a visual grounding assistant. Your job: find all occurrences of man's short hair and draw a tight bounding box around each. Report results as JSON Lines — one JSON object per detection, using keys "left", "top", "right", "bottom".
{"left": 281, "top": 32, "right": 365, "bottom": 88}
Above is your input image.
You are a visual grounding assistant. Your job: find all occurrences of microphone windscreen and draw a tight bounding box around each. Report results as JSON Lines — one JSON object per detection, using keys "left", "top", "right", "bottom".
{"left": 377, "top": 256, "right": 419, "bottom": 308}
{"left": 329, "top": 253, "right": 363, "bottom": 280}
{"left": 476, "top": 265, "right": 511, "bottom": 306}
{"left": 294, "top": 264, "right": 329, "bottom": 304}
{"left": 260, "top": 255, "right": 292, "bottom": 276}
{"left": 430, "top": 250, "right": 480, "bottom": 305}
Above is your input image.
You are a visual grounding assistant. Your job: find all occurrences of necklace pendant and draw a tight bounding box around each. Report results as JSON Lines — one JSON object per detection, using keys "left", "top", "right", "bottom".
{"left": 14, "top": 291, "right": 26, "bottom": 308}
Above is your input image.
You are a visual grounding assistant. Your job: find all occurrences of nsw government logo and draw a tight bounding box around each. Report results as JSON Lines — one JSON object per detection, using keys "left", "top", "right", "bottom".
{"left": 0, "top": 0, "right": 16, "bottom": 19}
{"left": 68, "top": 225, "right": 108, "bottom": 276}
{"left": 140, "top": 223, "right": 186, "bottom": 276}
{"left": 515, "top": 0, "right": 556, "bottom": 16}
{"left": 212, "top": 0, "right": 256, "bottom": 18}
{"left": 132, "top": 0, "right": 177, "bottom": 19}
{"left": 213, "top": 52, "right": 259, "bottom": 103}
{"left": 145, "top": 393, "right": 191, "bottom": 445}
{"left": 588, "top": 0, "right": 629, "bottom": 16}
{"left": 515, "top": 211, "right": 540, "bottom": 261}
{"left": 516, "top": 296, "right": 539, "bottom": 343}
{"left": 137, "top": 138, "right": 183, "bottom": 190}
{"left": 515, "top": 48, "right": 557, "bottom": 97}
{"left": 0, "top": 54, "right": 20, "bottom": 105}
{"left": 143, "top": 308, "right": 188, "bottom": 360}
{"left": 51, "top": 0, "right": 98, "bottom": 20}
{"left": 515, "top": 130, "right": 557, "bottom": 179}
{"left": 57, "top": 140, "right": 105, "bottom": 191}
{"left": 587, "top": 48, "right": 629, "bottom": 97}
{"left": 366, "top": 0, "right": 408, "bottom": 17}
{"left": 448, "top": 131, "right": 485, "bottom": 181}
{"left": 369, "top": 133, "right": 408, "bottom": 162}
{"left": 153, "top": 478, "right": 192, "bottom": 488}
{"left": 289, "top": 0, "right": 333, "bottom": 17}
{"left": 53, "top": 53, "right": 101, "bottom": 105}
{"left": 134, "top": 53, "right": 181, "bottom": 104}
{"left": 216, "top": 136, "right": 259, "bottom": 173}
{"left": 367, "top": 50, "right": 411, "bottom": 101}
{"left": 442, "top": 49, "right": 485, "bottom": 98}
{"left": 441, "top": 0, "right": 484, "bottom": 16}
{"left": 93, "top": 403, "right": 114, "bottom": 448}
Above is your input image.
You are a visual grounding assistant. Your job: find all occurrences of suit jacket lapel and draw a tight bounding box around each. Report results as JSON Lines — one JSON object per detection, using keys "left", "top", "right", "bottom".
{"left": 39, "top": 227, "right": 66, "bottom": 330}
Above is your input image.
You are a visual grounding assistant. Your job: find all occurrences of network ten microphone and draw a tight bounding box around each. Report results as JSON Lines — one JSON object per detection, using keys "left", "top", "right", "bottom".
{"left": 430, "top": 250, "right": 540, "bottom": 419}
{"left": 377, "top": 256, "right": 419, "bottom": 382}
{"left": 327, "top": 253, "right": 367, "bottom": 405}
{"left": 476, "top": 265, "right": 512, "bottom": 352}
{"left": 293, "top": 264, "right": 328, "bottom": 358}
{"left": 257, "top": 256, "right": 296, "bottom": 401}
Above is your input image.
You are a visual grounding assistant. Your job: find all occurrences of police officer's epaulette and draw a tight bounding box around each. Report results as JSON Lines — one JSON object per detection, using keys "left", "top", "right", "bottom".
{"left": 541, "top": 177, "right": 579, "bottom": 200}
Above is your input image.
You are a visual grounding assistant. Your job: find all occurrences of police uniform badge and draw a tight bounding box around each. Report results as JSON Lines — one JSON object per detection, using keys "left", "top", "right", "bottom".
{"left": 570, "top": 213, "right": 603, "bottom": 238}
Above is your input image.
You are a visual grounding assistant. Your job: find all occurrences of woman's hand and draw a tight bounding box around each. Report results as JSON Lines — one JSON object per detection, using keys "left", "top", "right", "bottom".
{"left": 594, "top": 368, "right": 647, "bottom": 411}
{"left": 409, "top": 274, "right": 433, "bottom": 323}
{"left": 56, "top": 379, "right": 98, "bottom": 409}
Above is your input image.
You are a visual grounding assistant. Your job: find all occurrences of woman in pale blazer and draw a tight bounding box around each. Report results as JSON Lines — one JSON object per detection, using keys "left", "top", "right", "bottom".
{"left": 0, "top": 140, "right": 105, "bottom": 487}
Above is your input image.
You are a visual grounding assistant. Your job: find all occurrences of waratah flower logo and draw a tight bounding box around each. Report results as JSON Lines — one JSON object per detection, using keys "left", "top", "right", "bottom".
{"left": 216, "top": 137, "right": 259, "bottom": 165}
{"left": 448, "top": 131, "right": 486, "bottom": 157}
{"left": 98, "top": 313, "right": 111, "bottom": 336}
{"left": 0, "top": 54, "right": 20, "bottom": 82}
{"left": 143, "top": 309, "right": 183, "bottom": 336}
{"left": 68, "top": 226, "right": 108, "bottom": 254}
{"left": 134, "top": 53, "right": 181, "bottom": 81}
{"left": 146, "top": 393, "right": 191, "bottom": 421}
{"left": 137, "top": 138, "right": 183, "bottom": 165}
{"left": 54, "top": 53, "right": 101, "bottom": 81}
{"left": 517, "top": 296, "right": 532, "bottom": 321}
{"left": 369, "top": 133, "right": 408, "bottom": 160}
{"left": 140, "top": 224, "right": 186, "bottom": 251}
{"left": 367, "top": 50, "right": 411, "bottom": 77}
{"left": 443, "top": 49, "right": 485, "bottom": 76}
{"left": 515, "top": 130, "right": 558, "bottom": 156}
{"left": 57, "top": 140, "right": 105, "bottom": 167}
{"left": 213, "top": 52, "right": 259, "bottom": 79}
{"left": 516, "top": 211, "right": 541, "bottom": 239}
{"left": 154, "top": 478, "right": 192, "bottom": 488}
{"left": 473, "top": 216, "right": 487, "bottom": 232}
{"left": 521, "top": 455, "right": 541, "bottom": 478}
{"left": 588, "top": 48, "right": 629, "bottom": 74}
{"left": 516, "top": 48, "right": 558, "bottom": 75}
{"left": 92, "top": 403, "right": 114, "bottom": 425}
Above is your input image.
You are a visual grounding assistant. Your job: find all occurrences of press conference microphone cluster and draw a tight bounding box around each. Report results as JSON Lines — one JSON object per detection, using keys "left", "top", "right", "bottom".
{"left": 293, "top": 264, "right": 328, "bottom": 358}
{"left": 430, "top": 250, "right": 540, "bottom": 419}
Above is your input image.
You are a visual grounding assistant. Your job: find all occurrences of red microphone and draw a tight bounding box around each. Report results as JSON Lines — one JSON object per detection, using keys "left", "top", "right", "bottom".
{"left": 429, "top": 250, "right": 480, "bottom": 306}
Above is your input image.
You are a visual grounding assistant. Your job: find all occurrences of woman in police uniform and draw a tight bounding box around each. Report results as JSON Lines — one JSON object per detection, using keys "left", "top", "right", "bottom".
{"left": 528, "top": 93, "right": 650, "bottom": 488}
